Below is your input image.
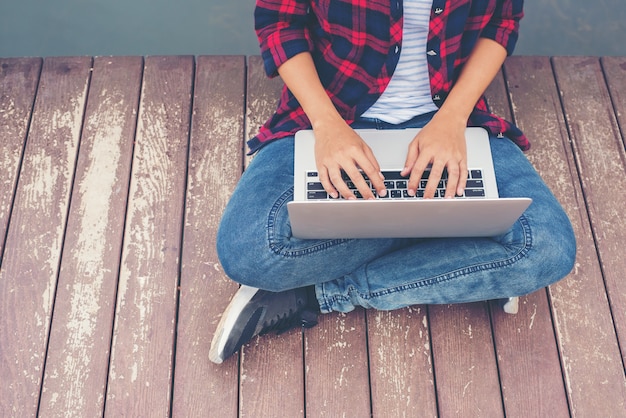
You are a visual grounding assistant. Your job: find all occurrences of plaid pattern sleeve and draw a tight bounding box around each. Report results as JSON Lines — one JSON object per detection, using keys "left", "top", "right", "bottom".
{"left": 254, "top": 0, "right": 313, "bottom": 78}
{"left": 249, "top": 0, "right": 529, "bottom": 154}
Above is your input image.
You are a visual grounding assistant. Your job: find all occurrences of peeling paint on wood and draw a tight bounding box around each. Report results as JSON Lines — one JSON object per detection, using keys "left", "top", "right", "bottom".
{"left": 0, "top": 56, "right": 91, "bottom": 418}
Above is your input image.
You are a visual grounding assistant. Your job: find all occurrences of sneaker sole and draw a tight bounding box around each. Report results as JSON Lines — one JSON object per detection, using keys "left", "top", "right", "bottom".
{"left": 209, "top": 285, "right": 260, "bottom": 364}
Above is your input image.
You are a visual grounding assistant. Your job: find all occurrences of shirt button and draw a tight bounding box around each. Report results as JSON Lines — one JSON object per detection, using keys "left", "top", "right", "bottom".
{"left": 435, "top": 7, "right": 444, "bottom": 14}
{"left": 427, "top": 50, "right": 437, "bottom": 56}
{"left": 395, "top": 45, "right": 400, "bottom": 54}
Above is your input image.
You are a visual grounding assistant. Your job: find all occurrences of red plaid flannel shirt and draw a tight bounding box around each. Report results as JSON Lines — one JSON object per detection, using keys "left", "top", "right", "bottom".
{"left": 249, "top": 0, "right": 529, "bottom": 153}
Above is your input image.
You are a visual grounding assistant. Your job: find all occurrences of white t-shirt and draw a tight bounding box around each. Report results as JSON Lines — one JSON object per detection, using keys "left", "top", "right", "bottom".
{"left": 362, "top": 0, "right": 438, "bottom": 123}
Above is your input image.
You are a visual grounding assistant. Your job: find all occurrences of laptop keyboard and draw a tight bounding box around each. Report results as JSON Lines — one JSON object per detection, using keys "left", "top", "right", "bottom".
{"left": 306, "top": 169, "right": 486, "bottom": 200}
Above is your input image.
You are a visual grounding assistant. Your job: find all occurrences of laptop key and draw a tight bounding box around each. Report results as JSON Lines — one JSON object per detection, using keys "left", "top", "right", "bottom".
{"left": 465, "top": 188, "right": 485, "bottom": 197}
{"left": 381, "top": 171, "right": 406, "bottom": 180}
{"left": 470, "top": 169, "right": 483, "bottom": 179}
{"left": 307, "top": 182, "right": 325, "bottom": 190}
{"left": 466, "top": 179, "right": 484, "bottom": 188}
{"left": 307, "top": 191, "right": 328, "bottom": 199}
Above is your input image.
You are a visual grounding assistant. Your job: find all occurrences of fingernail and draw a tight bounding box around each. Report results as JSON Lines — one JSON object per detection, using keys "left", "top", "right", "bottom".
{"left": 378, "top": 189, "right": 387, "bottom": 197}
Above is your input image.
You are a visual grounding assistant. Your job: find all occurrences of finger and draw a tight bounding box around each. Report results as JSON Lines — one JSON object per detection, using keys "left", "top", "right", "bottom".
{"left": 444, "top": 164, "right": 460, "bottom": 199}
{"left": 344, "top": 165, "right": 376, "bottom": 200}
{"left": 423, "top": 162, "right": 445, "bottom": 199}
{"left": 457, "top": 159, "right": 468, "bottom": 196}
{"left": 407, "top": 156, "right": 429, "bottom": 197}
{"left": 358, "top": 148, "right": 386, "bottom": 197}
{"left": 318, "top": 166, "right": 339, "bottom": 199}
{"left": 329, "top": 167, "right": 357, "bottom": 200}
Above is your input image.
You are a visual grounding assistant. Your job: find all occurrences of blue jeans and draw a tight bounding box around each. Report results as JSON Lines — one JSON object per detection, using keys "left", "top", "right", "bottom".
{"left": 216, "top": 114, "right": 576, "bottom": 313}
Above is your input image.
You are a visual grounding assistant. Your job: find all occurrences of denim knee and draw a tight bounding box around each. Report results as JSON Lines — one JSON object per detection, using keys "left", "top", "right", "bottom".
{"left": 521, "top": 210, "right": 576, "bottom": 294}
{"left": 216, "top": 215, "right": 293, "bottom": 291}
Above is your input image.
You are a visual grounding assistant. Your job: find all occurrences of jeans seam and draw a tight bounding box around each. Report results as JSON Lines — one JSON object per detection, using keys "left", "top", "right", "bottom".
{"left": 325, "top": 214, "right": 533, "bottom": 307}
{"left": 266, "top": 187, "right": 351, "bottom": 257}
{"left": 367, "top": 215, "right": 533, "bottom": 300}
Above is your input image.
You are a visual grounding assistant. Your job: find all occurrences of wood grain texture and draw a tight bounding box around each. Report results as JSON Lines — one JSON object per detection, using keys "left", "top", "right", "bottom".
{"left": 557, "top": 57, "right": 626, "bottom": 368}
{"left": 238, "top": 55, "right": 307, "bottom": 418}
{"left": 0, "top": 58, "right": 41, "bottom": 258}
{"left": 552, "top": 55, "right": 626, "bottom": 410}
{"left": 506, "top": 55, "right": 626, "bottom": 416}
{"left": 104, "top": 56, "right": 194, "bottom": 417}
{"left": 1, "top": 54, "right": 625, "bottom": 417}
{"left": 485, "top": 68, "right": 570, "bottom": 418}
{"left": 305, "top": 310, "right": 371, "bottom": 418}
{"left": 0, "top": 56, "right": 91, "bottom": 417}
{"left": 602, "top": 56, "right": 626, "bottom": 144}
{"left": 367, "top": 306, "right": 437, "bottom": 418}
{"left": 429, "top": 303, "right": 503, "bottom": 417}
{"left": 600, "top": 55, "right": 626, "bottom": 365}
{"left": 38, "top": 56, "right": 143, "bottom": 417}
{"left": 172, "top": 55, "right": 245, "bottom": 417}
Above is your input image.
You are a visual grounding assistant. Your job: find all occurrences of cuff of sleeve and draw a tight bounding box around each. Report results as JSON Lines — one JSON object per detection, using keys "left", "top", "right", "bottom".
{"left": 261, "top": 37, "right": 312, "bottom": 78}
{"left": 481, "top": 24, "right": 519, "bottom": 56}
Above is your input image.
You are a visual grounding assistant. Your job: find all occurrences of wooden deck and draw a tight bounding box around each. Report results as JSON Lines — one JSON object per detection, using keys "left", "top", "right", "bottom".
{"left": 1, "top": 55, "right": 625, "bottom": 417}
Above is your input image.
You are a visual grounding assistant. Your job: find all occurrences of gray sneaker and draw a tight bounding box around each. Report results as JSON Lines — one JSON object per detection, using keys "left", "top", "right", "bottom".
{"left": 209, "top": 285, "right": 319, "bottom": 364}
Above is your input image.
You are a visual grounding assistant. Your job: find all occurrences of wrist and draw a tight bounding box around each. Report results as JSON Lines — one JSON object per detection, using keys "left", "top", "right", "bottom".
{"left": 309, "top": 108, "right": 345, "bottom": 131}
{"left": 433, "top": 106, "right": 469, "bottom": 128}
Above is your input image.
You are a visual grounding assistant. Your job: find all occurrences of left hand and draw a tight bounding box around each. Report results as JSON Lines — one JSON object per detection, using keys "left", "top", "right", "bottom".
{"left": 401, "top": 112, "right": 468, "bottom": 199}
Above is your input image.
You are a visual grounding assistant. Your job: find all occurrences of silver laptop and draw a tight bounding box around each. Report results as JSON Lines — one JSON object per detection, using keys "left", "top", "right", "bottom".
{"left": 287, "top": 127, "right": 531, "bottom": 239}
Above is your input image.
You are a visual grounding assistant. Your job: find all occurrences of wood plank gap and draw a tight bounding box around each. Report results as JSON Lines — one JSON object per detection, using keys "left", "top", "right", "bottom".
{"left": 101, "top": 56, "right": 146, "bottom": 418}
{"left": 510, "top": 55, "right": 626, "bottom": 415}
{"left": 0, "top": 58, "right": 43, "bottom": 269}
{"left": 39, "top": 56, "right": 143, "bottom": 417}
{"left": 0, "top": 56, "right": 92, "bottom": 417}
{"left": 168, "top": 54, "right": 197, "bottom": 417}
{"left": 485, "top": 304, "right": 508, "bottom": 416}
{"left": 552, "top": 56, "right": 626, "bottom": 376}
{"left": 486, "top": 64, "right": 570, "bottom": 417}
{"left": 105, "top": 56, "right": 194, "bottom": 417}
{"left": 552, "top": 56, "right": 624, "bottom": 334}
{"left": 362, "top": 310, "right": 374, "bottom": 418}
{"left": 600, "top": 57, "right": 626, "bottom": 149}
{"left": 547, "top": 56, "right": 601, "bottom": 252}
{"left": 36, "top": 55, "right": 95, "bottom": 417}
{"left": 171, "top": 56, "right": 245, "bottom": 417}
{"left": 426, "top": 306, "right": 442, "bottom": 417}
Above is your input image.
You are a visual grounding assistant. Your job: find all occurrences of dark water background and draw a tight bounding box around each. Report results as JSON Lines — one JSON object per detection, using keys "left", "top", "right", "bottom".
{"left": 1, "top": 0, "right": 625, "bottom": 58}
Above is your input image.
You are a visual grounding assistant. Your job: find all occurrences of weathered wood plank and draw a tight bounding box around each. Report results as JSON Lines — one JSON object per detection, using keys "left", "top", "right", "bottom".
{"left": 305, "top": 310, "right": 371, "bottom": 418}
{"left": 38, "top": 56, "right": 143, "bottom": 417}
{"left": 601, "top": 54, "right": 626, "bottom": 367}
{"left": 553, "top": 54, "right": 626, "bottom": 404}
{"left": 0, "top": 57, "right": 91, "bottom": 417}
{"left": 0, "top": 58, "right": 41, "bottom": 259}
{"left": 552, "top": 55, "right": 626, "bottom": 410}
{"left": 603, "top": 56, "right": 626, "bottom": 145}
{"left": 485, "top": 68, "right": 570, "bottom": 417}
{"left": 367, "top": 306, "right": 437, "bottom": 418}
{"left": 429, "top": 302, "right": 503, "bottom": 417}
{"left": 238, "top": 55, "right": 306, "bottom": 418}
{"left": 104, "top": 56, "right": 194, "bottom": 417}
{"left": 172, "top": 55, "right": 245, "bottom": 417}
{"left": 506, "top": 55, "right": 626, "bottom": 416}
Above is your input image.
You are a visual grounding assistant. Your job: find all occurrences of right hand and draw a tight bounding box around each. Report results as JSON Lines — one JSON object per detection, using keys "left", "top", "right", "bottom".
{"left": 313, "top": 116, "right": 387, "bottom": 200}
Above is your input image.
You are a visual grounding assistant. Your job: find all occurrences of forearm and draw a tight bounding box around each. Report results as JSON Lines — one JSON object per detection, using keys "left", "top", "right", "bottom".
{"left": 436, "top": 38, "right": 507, "bottom": 125}
{"left": 277, "top": 51, "right": 385, "bottom": 199}
{"left": 277, "top": 52, "right": 344, "bottom": 128}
